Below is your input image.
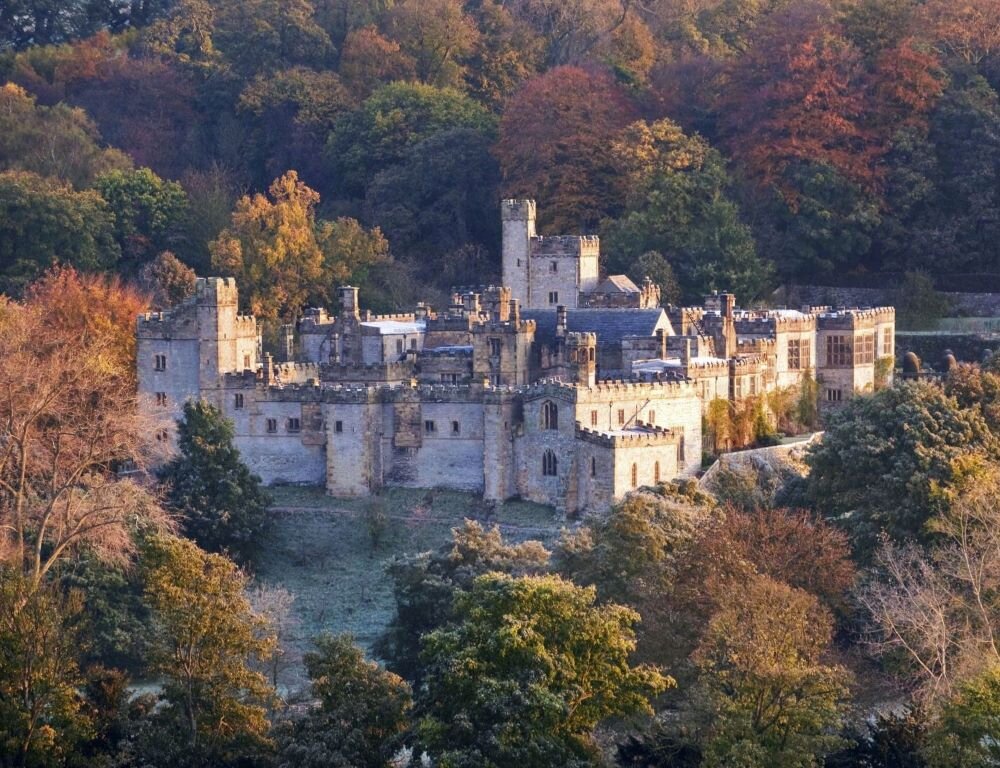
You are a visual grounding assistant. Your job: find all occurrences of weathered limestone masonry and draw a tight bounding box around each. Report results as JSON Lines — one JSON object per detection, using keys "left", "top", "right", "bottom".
{"left": 136, "top": 201, "right": 895, "bottom": 514}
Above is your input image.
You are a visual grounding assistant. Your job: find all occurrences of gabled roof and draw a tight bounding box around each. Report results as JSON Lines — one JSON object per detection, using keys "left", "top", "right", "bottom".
{"left": 522, "top": 308, "right": 672, "bottom": 347}
{"left": 594, "top": 275, "right": 640, "bottom": 294}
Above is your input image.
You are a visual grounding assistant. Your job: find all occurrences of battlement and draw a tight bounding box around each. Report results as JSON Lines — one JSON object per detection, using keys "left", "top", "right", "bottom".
{"left": 575, "top": 422, "right": 680, "bottom": 448}
{"left": 530, "top": 235, "right": 600, "bottom": 257}
{"left": 817, "top": 306, "right": 895, "bottom": 330}
{"left": 522, "top": 377, "right": 696, "bottom": 401}
{"left": 730, "top": 354, "right": 768, "bottom": 370}
{"left": 501, "top": 199, "right": 536, "bottom": 221}
{"left": 566, "top": 332, "right": 597, "bottom": 346}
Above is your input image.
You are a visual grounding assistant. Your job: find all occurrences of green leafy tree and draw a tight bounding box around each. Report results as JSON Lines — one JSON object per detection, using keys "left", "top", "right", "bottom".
{"left": 924, "top": 665, "right": 1000, "bottom": 768}
{"left": 94, "top": 167, "right": 190, "bottom": 274}
{"left": 603, "top": 119, "right": 772, "bottom": 303}
{"left": 365, "top": 127, "right": 501, "bottom": 284}
{"left": 0, "top": 82, "right": 131, "bottom": 188}
{"left": 212, "top": 0, "right": 333, "bottom": 75}
{"left": 327, "top": 82, "right": 495, "bottom": 196}
{"left": 160, "top": 400, "right": 272, "bottom": 563}
{"left": 693, "top": 574, "right": 851, "bottom": 768}
{"left": 806, "top": 381, "right": 998, "bottom": 554}
{"left": 375, "top": 520, "right": 550, "bottom": 682}
{"left": 140, "top": 535, "right": 275, "bottom": 760}
{"left": 417, "top": 572, "right": 671, "bottom": 766}
{"left": 0, "top": 170, "right": 120, "bottom": 294}
{"left": 384, "top": 0, "right": 479, "bottom": 89}
{"left": 0, "top": 572, "right": 93, "bottom": 768}
{"left": 276, "top": 634, "right": 412, "bottom": 768}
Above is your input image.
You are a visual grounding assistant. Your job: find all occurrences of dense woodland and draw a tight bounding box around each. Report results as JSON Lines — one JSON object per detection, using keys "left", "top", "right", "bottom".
{"left": 2, "top": 0, "right": 1000, "bottom": 315}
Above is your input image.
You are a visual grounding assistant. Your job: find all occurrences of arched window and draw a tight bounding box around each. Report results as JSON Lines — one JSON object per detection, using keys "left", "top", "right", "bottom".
{"left": 543, "top": 450, "right": 558, "bottom": 476}
{"left": 631, "top": 463, "right": 638, "bottom": 488}
{"left": 654, "top": 461, "right": 661, "bottom": 483}
{"left": 541, "top": 400, "right": 558, "bottom": 430}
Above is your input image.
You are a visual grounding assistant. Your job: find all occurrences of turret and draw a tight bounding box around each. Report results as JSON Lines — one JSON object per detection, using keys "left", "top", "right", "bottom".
{"left": 501, "top": 199, "right": 536, "bottom": 307}
{"left": 566, "top": 332, "right": 597, "bottom": 387}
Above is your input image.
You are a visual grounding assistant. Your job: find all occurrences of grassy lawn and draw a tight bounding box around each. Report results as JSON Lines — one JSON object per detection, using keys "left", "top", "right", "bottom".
{"left": 251, "top": 486, "right": 564, "bottom": 692}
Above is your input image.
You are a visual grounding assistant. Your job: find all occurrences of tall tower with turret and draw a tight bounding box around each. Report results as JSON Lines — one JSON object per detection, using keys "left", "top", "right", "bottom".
{"left": 502, "top": 199, "right": 536, "bottom": 308}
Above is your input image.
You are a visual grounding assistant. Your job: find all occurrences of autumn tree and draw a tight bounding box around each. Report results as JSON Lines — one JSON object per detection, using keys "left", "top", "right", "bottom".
{"left": 497, "top": 66, "right": 637, "bottom": 231}
{"left": 160, "top": 401, "right": 271, "bottom": 563}
{"left": 506, "top": 0, "right": 631, "bottom": 66}
{"left": 0, "top": 273, "right": 169, "bottom": 591}
{"left": 0, "top": 170, "right": 120, "bottom": 294}
{"left": 384, "top": 0, "right": 479, "bottom": 89}
{"left": 338, "top": 26, "right": 416, "bottom": 98}
{"left": 212, "top": 0, "right": 333, "bottom": 75}
{"left": 210, "top": 171, "right": 323, "bottom": 322}
{"left": 923, "top": 665, "right": 1000, "bottom": 768}
{"left": 602, "top": 118, "right": 772, "bottom": 302}
{"left": 138, "top": 250, "right": 197, "bottom": 310}
{"left": 276, "top": 634, "right": 411, "bottom": 768}
{"left": 717, "top": 4, "right": 877, "bottom": 192}
{"left": 417, "top": 573, "right": 671, "bottom": 765}
{"left": 463, "top": 0, "right": 544, "bottom": 109}
{"left": 692, "top": 574, "right": 851, "bottom": 767}
{"left": 141, "top": 535, "right": 275, "bottom": 760}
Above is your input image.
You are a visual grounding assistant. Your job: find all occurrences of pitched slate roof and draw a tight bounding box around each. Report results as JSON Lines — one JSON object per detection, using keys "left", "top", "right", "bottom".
{"left": 594, "top": 274, "right": 640, "bottom": 294}
{"left": 522, "top": 308, "right": 672, "bottom": 347}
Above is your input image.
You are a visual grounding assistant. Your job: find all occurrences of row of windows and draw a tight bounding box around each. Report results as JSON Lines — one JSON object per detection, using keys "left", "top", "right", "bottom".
{"left": 394, "top": 338, "right": 419, "bottom": 354}
{"left": 544, "top": 451, "right": 663, "bottom": 487}
{"left": 825, "top": 333, "right": 882, "bottom": 367}
{"left": 424, "top": 420, "right": 463, "bottom": 434}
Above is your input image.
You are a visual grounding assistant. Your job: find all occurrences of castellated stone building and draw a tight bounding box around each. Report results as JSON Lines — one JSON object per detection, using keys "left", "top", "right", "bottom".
{"left": 137, "top": 200, "right": 895, "bottom": 514}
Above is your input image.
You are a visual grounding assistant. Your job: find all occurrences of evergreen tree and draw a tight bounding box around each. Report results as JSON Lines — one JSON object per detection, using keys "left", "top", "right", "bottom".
{"left": 160, "top": 400, "right": 272, "bottom": 563}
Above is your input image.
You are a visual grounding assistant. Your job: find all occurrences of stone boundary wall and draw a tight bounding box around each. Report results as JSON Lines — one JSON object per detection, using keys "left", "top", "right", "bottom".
{"left": 776, "top": 284, "right": 1000, "bottom": 318}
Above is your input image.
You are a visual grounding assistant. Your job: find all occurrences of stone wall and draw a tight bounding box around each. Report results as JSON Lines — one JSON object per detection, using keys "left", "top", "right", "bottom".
{"left": 777, "top": 284, "right": 1000, "bottom": 318}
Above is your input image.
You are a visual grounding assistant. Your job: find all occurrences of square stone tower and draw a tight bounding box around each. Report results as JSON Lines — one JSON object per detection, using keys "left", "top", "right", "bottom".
{"left": 501, "top": 199, "right": 600, "bottom": 310}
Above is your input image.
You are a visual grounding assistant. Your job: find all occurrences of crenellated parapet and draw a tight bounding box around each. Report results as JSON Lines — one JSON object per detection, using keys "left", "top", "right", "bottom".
{"left": 575, "top": 423, "right": 680, "bottom": 448}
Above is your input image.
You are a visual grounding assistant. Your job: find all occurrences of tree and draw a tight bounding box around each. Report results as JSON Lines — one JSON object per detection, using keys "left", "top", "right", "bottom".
{"left": 94, "top": 166, "right": 190, "bottom": 274}
{"left": 717, "top": 4, "right": 877, "bottom": 193}
{"left": 0, "top": 83, "right": 131, "bottom": 188}
{"left": 628, "top": 251, "right": 680, "bottom": 306}
{"left": 417, "top": 573, "right": 671, "bottom": 766}
{"left": 338, "top": 25, "right": 416, "bottom": 98}
{"left": 138, "top": 250, "right": 197, "bottom": 310}
{"left": 315, "top": 216, "right": 392, "bottom": 303}
{"left": 375, "top": 520, "right": 549, "bottom": 681}
{"left": 496, "top": 66, "right": 637, "bottom": 232}
{"left": 805, "top": 381, "right": 998, "bottom": 554}
{"left": 0, "top": 170, "right": 120, "bottom": 294}
{"left": 327, "top": 82, "right": 495, "bottom": 196}
{"left": 276, "top": 634, "right": 411, "bottom": 768}
{"left": 924, "top": 665, "right": 1000, "bottom": 768}
{"left": 141, "top": 535, "right": 275, "bottom": 759}
{"left": 602, "top": 118, "right": 772, "bottom": 303}
{"left": 212, "top": 0, "right": 333, "bottom": 75}
{"left": 858, "top": 469, "right": 1000, "bottom": 704}
{"left": 384, "top": 0, "right": 479, "bottom": 89}
{"left": 210, "top": 171, "right": 324, "bottom": 323}
{"left": 160, "top": 400, "right": 271, "bottom": 563}
{"left": 0, "top": 571, "right": 92, "bottom": 767}
{"left": 693, "top": 574, "right": 850, "bottom": 768}
{"left": 506, "top": 0, "right": 631, "bottom": 66}
{"left": 0, "top": 274, "right": 169, "bottom": 591}
{"left": 248, "top": 584, "right": 300, "bottom": 693}
{"left": 365, "top": 127, "right": 500, "bottom": 284}
{"left": 463, "top": 0, "right": 544, "bottom": 109}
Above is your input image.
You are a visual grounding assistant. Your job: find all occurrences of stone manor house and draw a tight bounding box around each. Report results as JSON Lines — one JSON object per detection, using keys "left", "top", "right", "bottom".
{"left": 137, "top": 200, "right": 895, "bottom": 514}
